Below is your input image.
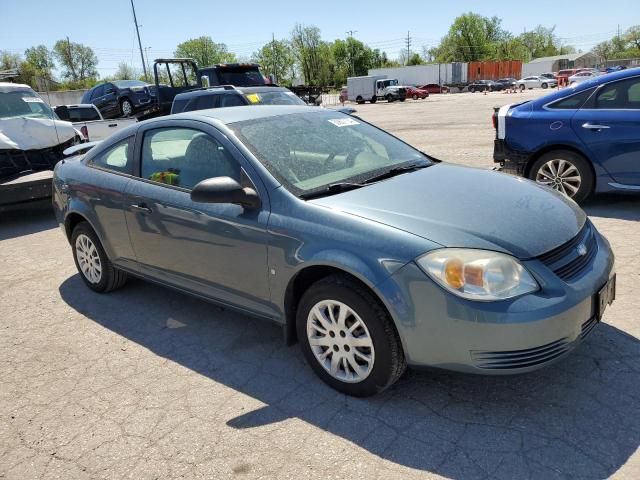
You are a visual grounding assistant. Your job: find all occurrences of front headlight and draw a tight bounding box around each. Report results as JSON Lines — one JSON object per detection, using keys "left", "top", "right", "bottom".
{"left": 416, "top": 249, "right": 538, "bottom": 301}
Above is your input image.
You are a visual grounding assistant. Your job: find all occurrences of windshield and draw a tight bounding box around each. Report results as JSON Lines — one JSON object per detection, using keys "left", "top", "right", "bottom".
{"left": 231, "top": 111, "right": 430, "bottom": 196}
{"left": 0, "top": 89, "right": 56, "bottom": 120}
{"left": 218, "top": 68, "right": 265, "bottom": 86}
{"left": 113, "top": 80, "right": 147, "bottom": 89}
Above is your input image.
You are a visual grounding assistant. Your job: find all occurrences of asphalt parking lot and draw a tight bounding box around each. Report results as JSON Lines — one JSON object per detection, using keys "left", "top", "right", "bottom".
{"left": 1, "top": 91, "right": 639, "bottom": 480}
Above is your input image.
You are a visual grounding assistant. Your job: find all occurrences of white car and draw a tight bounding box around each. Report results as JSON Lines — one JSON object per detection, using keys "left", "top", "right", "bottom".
{"left": 516, "top": 76, "right": 557, "bottom": 90}
{"left": 567, "top": 71, "right": 600, "bottom": 85}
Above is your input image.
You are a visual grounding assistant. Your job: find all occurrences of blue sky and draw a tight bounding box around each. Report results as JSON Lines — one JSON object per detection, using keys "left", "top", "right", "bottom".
{"left": 1, "top": 0, "right": 638, "bottom": 78}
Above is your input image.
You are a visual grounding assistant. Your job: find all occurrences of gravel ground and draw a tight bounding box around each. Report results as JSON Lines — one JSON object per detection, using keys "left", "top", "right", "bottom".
{"left": 1, "top": 91, "right": 639, "bottom": 480}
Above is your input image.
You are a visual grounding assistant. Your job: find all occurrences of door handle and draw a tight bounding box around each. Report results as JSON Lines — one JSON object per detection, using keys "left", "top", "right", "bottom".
{"left": 108, "top": 123, "right": 117, "bottom": 127}
{"left": 582, "top": 123, "right": 611, "bottom": 130}
{"left": 130, "top": 203, "right": 152, "bottom": 214}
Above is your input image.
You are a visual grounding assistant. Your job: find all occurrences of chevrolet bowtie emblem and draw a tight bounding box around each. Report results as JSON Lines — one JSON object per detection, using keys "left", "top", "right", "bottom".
{"left": 577, "top": 244, "right": 588, "bottom": 257}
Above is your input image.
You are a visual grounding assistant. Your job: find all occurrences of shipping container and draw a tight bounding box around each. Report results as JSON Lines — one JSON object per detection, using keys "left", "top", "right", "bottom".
{"left": 467, "top": 61, "right": 522, "bottom": 81}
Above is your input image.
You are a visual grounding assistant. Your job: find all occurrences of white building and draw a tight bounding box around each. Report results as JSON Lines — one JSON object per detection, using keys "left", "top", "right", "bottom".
{"left": 522, "top": 52, "right": 598, "bottom": 76}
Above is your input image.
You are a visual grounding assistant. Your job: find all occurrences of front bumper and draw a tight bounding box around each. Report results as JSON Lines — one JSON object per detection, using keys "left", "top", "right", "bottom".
{"left": 376, "top": 229, "right": 615, "bottom": 374}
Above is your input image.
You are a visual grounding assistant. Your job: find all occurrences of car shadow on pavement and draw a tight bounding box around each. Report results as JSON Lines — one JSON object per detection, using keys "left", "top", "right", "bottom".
{"left": 583, "top": 194, "right": 640, "bottom": 221}
{"left": 59, "top": 274, "right": 640, "bottom": 479}
{"left": 0, "top": 204, "right": 57, "bottom": 241}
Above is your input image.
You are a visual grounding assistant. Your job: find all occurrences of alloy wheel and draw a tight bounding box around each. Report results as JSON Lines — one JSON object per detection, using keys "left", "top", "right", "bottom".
{"left": 122, "top": 100, "right": 132, "bottom": 116}
{"left": 75, "top": 234, "right": 102, "bottom": 284}
{"left": 535, "top": 159, "right": 582, "bottom": 197}
{"left": 306, "top": 300, "right": 375, "bottom": 383}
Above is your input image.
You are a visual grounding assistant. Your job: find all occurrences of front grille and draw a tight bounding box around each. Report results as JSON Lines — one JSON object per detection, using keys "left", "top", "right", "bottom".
{"left": 537, "top": 221, "right": 598, "bottom": 281}
{"left": 471, "top": 337, "right": 571, "bottom": 370}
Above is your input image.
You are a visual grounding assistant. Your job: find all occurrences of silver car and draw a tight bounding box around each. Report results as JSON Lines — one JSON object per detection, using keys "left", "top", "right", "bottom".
{"left": 53, "top": 106, "right": 616, "bottom": 396}
{"left": 517, "top": 76, "right": 558, "bottom": 90}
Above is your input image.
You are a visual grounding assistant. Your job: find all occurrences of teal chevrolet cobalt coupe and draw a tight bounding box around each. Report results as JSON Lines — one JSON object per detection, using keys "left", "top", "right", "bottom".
{"left": 53, "top": 106, "right": 616, "bottom": 396}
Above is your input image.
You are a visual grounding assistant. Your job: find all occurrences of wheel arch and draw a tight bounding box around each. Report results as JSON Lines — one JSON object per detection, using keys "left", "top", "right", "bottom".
{"left": 282, "top": 263, "right": 399, "bottom": 347}
{"left": 525, "top": 143, "right": 596, "bottom": 181}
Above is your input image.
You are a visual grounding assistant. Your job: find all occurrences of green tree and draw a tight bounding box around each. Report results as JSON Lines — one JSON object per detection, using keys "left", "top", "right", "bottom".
{"left": 0, "top": 50, "right": 21, "bottom": 70}
{"left": 407, "top": 53, "right": 425, "bottom": 65}
{"left": 252, "top": 39, "right": 295, "bottom": 84}
{"left": 174, "top": 36, "right": 236, "bottom": 67}
{"left": 53, "top": 39, "right": 98, "bottom": 81}
{"left": 625, "top": 25, "right": 640, "bottom": 50}
{"left": 290, "top": 24, "right": 331, "bottom": 85}
{"left": 433, "top": 13, "right": 509, "bottom": 62}
{"left": 593, "top": 41, "right": 614, "bottom": 63}
{"left": 24, "top": 45, "right": 54, "bottom": 76}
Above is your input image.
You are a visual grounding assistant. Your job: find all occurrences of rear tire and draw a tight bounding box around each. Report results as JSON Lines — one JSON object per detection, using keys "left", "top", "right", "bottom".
{"left": 370, "top": 96, "right": 377, "bottom": 104}
{"left": 470, "top": 87, "right": 475, "bottom": 93}
{"left": 412, "top": 94, "right": 418, "bottom": 100}
{"left": 296, "top": 275, "right": 406, "bottom": 397}
{"left": 519, "top": 84, "right": 525, "bottom": 91}
{"left": 356, "top": 96, "right": 364, "bottom": 105}
{"left": 71, "top": 222, "right": 127, "bottom": 293}
{"left": 528, "top": 150, "right": 594, "bottom": 204}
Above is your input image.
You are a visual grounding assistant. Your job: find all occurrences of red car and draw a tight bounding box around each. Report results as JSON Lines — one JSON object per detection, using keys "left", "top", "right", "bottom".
{"left": 417, "top": 84, "right": 448, "bottom": 94}
{"left": 406, "top": 86, "right": 429, "bottom": 100}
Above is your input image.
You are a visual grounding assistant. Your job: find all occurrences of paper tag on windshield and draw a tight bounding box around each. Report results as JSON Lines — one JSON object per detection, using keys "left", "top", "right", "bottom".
{"left": 328, "top": 118, "right": 359, "bottom": 127}
{"left": 23, "top": 96, "right": 44, "bottom": 103}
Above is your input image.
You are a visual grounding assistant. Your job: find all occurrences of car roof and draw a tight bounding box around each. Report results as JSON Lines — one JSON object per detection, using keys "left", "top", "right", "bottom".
{"left": 0, "top": 82, "right": 34, "bottom": 92}
{"left": 528, "top": 67, "right": 640, "bottom": 108}
{"left": 167, "top": 105, "right": 324, "bottom": 125}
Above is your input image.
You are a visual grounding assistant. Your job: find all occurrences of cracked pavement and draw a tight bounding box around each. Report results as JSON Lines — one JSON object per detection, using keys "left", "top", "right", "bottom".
{"left": 1, "top": 93, "right": 639, "bottom": 479}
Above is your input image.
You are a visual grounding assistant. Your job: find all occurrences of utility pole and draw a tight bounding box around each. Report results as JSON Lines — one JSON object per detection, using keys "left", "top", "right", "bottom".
{"left": 406, "top": 31, "right": 411, "bottom": 65}
{"left": 272, "top": 33, "right": 277, "bottom": 82}
{"left": 346, "top": 30, "right": 357, "bottom": 76}
{"left": 130, "top": 0, "right": 148, "bottom": 80}
{"left": 66, "top": 36, "right": 77, "bottom": 80}
{"left": 144, "top": 47, "right": 152, "bottom": 79}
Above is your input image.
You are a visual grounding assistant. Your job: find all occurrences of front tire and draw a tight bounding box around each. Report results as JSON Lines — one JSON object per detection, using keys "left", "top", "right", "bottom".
{"left": 519, "top": 84, "right": 525, "bottom": 91}
{"left": 412, "top": 94, "right": 418, "bottom": 100}
{"left": 528, "top": 150, "right": 594, "bottom": 204}
{"left": 296, "top": 275, "right": 406, "bottom": 397}
{"left": 120, "top": 98, "right": 133, "bottom": 117}
{"left": 71, "top": 222, "right": 127, "bottom": 293}
{"left": 541, "top": 82, "right": 548, "bottom": 89}
{"left": 386, "top": 94, "right": 394, "bottom": 103}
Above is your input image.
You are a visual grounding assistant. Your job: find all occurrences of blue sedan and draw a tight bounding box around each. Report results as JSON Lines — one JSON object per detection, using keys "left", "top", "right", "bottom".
{"left": 53, "top": 106, "right": 615, "bottom": 396}
{"left": 494, "top": 67, "right": 640, "bottom": 203}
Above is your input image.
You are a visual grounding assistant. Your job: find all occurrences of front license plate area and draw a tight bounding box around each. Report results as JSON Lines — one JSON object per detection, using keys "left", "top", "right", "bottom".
{"left": 596, "top": 274, "right": 616, "bottom": 320}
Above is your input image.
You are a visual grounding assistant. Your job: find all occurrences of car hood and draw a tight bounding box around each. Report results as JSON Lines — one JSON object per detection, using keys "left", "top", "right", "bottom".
{"left": 0, "top": 116, "right": 77, "bottom": 150}
{"left": 310, "top": 164, "right": 585, "bottom": 259}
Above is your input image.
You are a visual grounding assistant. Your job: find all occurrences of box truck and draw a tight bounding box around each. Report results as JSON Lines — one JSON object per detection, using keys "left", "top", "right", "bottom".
{"left": 346, "top": 76, "right": 407, "bottom": 103}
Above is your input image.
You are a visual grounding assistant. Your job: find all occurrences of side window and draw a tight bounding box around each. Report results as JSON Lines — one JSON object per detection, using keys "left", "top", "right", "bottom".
{"left": 594, "top": 78, "right": 640, "bottom": 109}
{"left": 220, "top": 94, "right": 245, "bottom": 107}
{"left": 104, "top": 83, "right": 115, "bottom": 95}
{"left": 548, "top": 88, "right": 595, "bottom": 109}
{"left": 194, "top": 95, "right": 219, "bottom": 111}
{"left": 141, "top": 128, "right": 241, "bottom": 189}
{"left": 91, "top": 137, "right": 133, "bottom": 174}
{"left": 90, "top": 85, "right": 104, "bottom": 100}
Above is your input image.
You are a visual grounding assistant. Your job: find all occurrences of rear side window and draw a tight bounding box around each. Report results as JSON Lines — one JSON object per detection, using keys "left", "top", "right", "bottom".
{"left": 194, "top": 95, "right": 219, "bottom": 111}
{"left": 219, "top": 94, "right": 245, "bottom": 107}
{"left": 171, "top": 99, "right": 189, "bottom": 114}
{"left": 67, "top": 107, "right": 101, "bottom": 122}
{"left": 90, "top": 137, "right": 133, "bottom": 174}
{"left": 547, "top": 88, "right": 595, "bottom": 109}
{"left": 90, "top": 85, "right": 104, "bottom": 99}
{"left": 593, "top": 77, "right": 640, "bottom": 109}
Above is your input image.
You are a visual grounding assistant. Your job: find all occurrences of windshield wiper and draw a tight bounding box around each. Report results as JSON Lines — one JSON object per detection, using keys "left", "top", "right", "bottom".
{"left": 299, "top": 182, "right": 366, "bottom": 200}
{"left": 362, "top": 162, "right": 429, "bottom": 184}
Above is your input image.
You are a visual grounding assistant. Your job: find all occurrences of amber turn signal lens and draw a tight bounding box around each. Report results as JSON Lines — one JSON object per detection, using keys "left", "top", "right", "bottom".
{"left": 444, "top": 258, "right": 465, "bottom": 289}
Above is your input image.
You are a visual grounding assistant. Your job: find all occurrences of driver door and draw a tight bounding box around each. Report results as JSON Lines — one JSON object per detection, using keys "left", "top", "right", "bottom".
{"left": 123, "top": 119, "right": 275, "bottom": 317}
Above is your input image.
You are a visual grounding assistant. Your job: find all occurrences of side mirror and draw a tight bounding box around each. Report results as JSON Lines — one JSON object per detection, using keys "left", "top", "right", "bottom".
{"left": 190, "top": 177, "right": 261, "bottom": 209}
{"left": 200, "top": 75, "right": 210, "bottom": 88}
